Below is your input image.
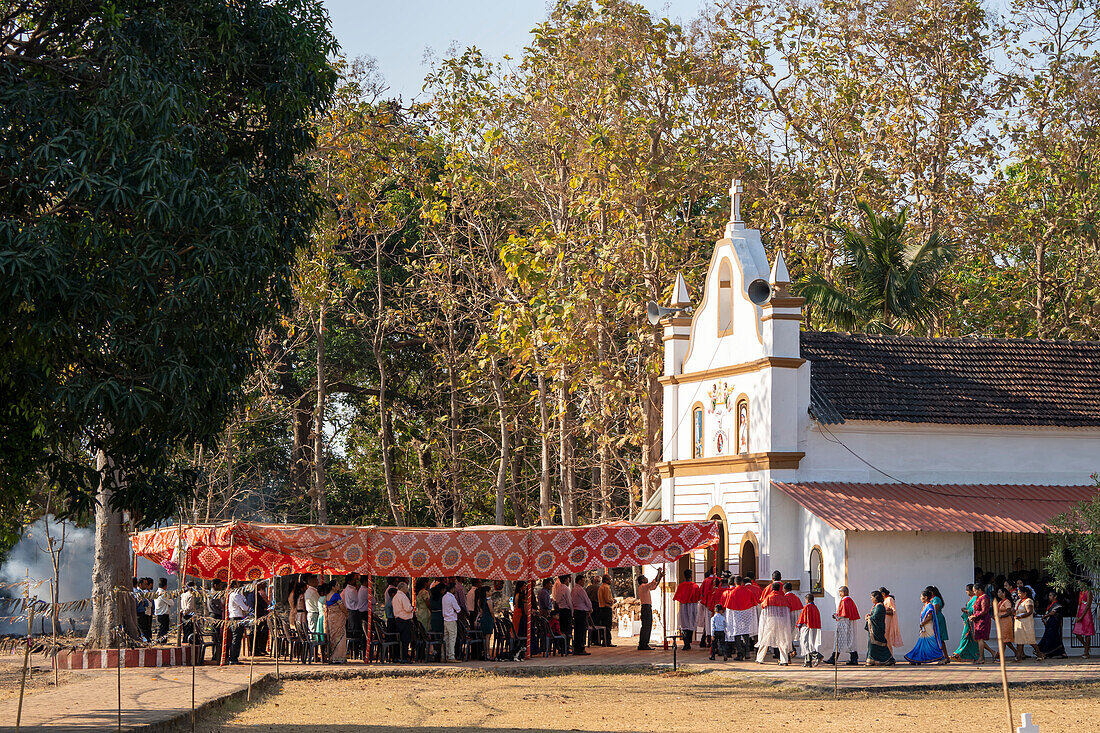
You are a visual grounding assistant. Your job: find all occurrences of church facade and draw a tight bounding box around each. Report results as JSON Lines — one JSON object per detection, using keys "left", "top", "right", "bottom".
{"left": 644, "top": 182, "right": 1100, "bottom": 648}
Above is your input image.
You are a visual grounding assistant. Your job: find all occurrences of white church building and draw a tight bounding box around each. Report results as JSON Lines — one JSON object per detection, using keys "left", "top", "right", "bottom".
{"left": 643, "top": 182, "right": 1100, "bottom": 649}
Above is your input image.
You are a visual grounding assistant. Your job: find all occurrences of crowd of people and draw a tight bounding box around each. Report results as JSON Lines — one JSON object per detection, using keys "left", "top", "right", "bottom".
{"left": 671, "top": 568, "right": 1097, "bottom": 668}
{"left": 130, "top": 563, "right": 1096, "bottom": 670}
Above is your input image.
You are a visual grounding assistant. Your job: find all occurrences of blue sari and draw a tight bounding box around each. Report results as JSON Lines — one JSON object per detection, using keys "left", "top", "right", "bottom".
{"left": 904, "top": 602, "right": 946, "bottom": 664}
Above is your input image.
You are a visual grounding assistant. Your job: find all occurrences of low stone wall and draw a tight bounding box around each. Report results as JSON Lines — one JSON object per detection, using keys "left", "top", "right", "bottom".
{"left": 53, "top": 646, "right": 193, "bottom": 669}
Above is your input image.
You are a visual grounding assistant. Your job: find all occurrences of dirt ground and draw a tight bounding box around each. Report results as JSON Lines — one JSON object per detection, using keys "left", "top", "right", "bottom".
{"left": 0, "top": 653, "right": 71, "bottom": 701}
{"left": 201, "top": 670, "right": 1100, "bottom": 733}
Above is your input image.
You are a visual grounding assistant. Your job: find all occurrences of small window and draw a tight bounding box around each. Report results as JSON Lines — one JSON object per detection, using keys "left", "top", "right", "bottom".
{"left": 735, "top": 397, "right": 749, "bottom": 454}
{"left": 717, "top": 259, "right": 733, "bottom": 335}
{"left": 809, "top": 546, "right": 824, "bottom": 596}
{"left": 691, "top": 404, "right": 704, "bottom": 459}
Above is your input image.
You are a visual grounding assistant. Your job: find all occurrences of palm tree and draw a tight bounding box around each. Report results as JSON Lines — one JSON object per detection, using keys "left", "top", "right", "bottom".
{"left": 795, "top": 202, "right": 958, "bottom": 334}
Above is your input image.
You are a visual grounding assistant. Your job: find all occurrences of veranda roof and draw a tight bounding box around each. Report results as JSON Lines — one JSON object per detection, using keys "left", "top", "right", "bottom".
{"left": 772, "top": 480, "right": 1100, "bottom": 533}
{"left": 132, "top": 519, "right": 719, "bottom": 581}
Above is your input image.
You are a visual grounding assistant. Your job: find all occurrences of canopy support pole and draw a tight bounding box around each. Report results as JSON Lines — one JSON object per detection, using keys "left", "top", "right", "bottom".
{"left": 220, "top": 524, "right": 235, "bottom": 666}
{"left": 365, "top": 574, "right": 372, "bottom": 664}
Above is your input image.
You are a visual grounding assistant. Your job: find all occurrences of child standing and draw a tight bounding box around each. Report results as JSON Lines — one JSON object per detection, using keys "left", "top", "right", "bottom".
{"left": 797, "top": 593, "right": 822, "bottom": 666}
{"left": 710, "top": 604, "right": 728, "bottom": 661}
{"left": 826, "top": 585, "right": 860, "bottom": 665}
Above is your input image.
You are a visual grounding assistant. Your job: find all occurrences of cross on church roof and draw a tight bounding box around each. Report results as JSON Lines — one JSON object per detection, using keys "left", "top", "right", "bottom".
{"left": 729, "top": 178, "right": 743, "bottom": 223}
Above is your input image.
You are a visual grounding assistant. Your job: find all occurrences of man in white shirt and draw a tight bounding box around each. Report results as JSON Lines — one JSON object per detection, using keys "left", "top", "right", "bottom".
{"left": 552, "top": 575, "right": 574, "bottom": 641}
{"left": 343, "top": 574, "right": 361, "bottom": 635}
{"left": 441, "top": 582, "right": 462, "bottom": 662}
{"left": 227, "top": 581, "right": 251, "bottom": 664}
{"left": 357, "top": 578, "right": 371, "bottom": 620}
{"left": 179, "top": 581, "right": 197, "bottom": 646}
{"left": 392, "top": 581, "right": 415, "bottom": 661}
{"left": 153, "top": 578, "right": 174, "bottom": 643}
{"left": 303, "top": 575, "right": 321, "bottom": 636}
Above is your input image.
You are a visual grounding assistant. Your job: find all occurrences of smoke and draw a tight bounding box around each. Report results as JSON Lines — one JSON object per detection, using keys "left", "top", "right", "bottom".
{"left": 0, "top": 517, "right": 181, "bottom": 635}
{"left": 0, "top": 516, "right": 94, "bottom": 634}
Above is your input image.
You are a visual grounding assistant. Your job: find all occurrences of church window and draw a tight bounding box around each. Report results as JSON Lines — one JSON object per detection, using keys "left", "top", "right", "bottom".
{"left": 735, "top": 397, "right": 749, "bottom": 454}
{"left": 809, "top": 546, "right": 824, "bottom": 596}
{"left": 717, "top": 258, "right": 733, "bottom": 336}
{"left": 691, "top": 403, "right": 704, "bottom": 459}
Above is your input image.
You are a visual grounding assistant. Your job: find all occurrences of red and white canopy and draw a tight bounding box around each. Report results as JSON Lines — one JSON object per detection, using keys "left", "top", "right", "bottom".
{"left": 132, "top": 519, "right": 719, "bottom": 581}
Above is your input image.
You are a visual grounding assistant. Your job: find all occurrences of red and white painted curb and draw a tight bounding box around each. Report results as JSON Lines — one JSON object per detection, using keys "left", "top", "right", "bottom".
{"left": 53, "top": 646, "right": 193, "bottom": 669}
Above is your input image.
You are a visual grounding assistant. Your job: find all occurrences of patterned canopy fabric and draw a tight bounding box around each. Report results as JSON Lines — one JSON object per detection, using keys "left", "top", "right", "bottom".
{"left": 132, "top": 520, "right": 719, "bottom": 581}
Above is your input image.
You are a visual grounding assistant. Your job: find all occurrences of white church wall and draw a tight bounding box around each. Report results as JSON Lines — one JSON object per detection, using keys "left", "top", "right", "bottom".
{"left": 845, "top": 530, "right": 974, "bottom": 651}
{"left": 763, "top": 478, "right": 801, "bottom": 581}
{"left": 800, "top": 421, "right": 1100, "bottom": 485}
{"left": 671, "top": 480, "right": 716, "bottom": 521}
{"left": 799, "top": 506, "right": 846, "bottom": 651}
{"left": 671, "top": 369, "right": 772, "bottom": 460}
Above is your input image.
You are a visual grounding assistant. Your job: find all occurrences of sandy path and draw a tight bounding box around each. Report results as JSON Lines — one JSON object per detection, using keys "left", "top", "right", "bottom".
{"left": 201, "top": 670, "right": 1100, "bottom": 732}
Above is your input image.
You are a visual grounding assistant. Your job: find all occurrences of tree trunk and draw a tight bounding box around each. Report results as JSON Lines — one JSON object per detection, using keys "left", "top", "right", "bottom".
{"left": 449, "top": 360, "right": 461, "bottom": 528}
{"left": 537, "top": 372, "right": 553, "bottom": 526}
{"left": 558, "top": 368, "right": 576, "bottom": 525}
{"left": 314, "top": 301, "right": 328, "bottom": 524}
{"left": 491, "top": 364, "right": 510, "bottom": 527}
{"left": 376, "top": 346, "right": 404, "bottom": 526}
{"left": 1036, "top": 239, "right": 1047, "bottom": 339}
{"left": 85, "top": 452, "right": 140, "bottom": 648}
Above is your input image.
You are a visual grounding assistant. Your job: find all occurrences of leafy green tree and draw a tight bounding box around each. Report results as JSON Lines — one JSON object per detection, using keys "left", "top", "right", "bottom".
{"left": 795, "top": 203, "right": 958, "bottom": 333}
{"left": 1045, "top": 474, "right": 1100, "bottom": 595}
{"left": 0, "top": 0, "right": 336, "bottom": 645}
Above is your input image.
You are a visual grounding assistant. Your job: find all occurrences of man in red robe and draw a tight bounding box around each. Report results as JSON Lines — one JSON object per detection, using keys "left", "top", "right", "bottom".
{"left": 672, "top": 569, "right": 701, "bottom": 650}
{"left": 825, "top": 586, "right": 860, "bottom": 665}
{"left": 724, "top": 576, "right": 756, "bottom": 660}
{"left": 797, "top": 593, "right": 822, "bottom": 666}
{"left": 699, "top": 570, "right": 716, "bottom": 646}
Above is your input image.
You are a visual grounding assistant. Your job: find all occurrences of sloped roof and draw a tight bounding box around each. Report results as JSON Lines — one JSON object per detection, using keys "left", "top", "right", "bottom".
{"left": 801, "top": 331, "right": 1100, "bottom": 426}
{"left": 772, "top": 481, "right": 1099, "bottom": 533}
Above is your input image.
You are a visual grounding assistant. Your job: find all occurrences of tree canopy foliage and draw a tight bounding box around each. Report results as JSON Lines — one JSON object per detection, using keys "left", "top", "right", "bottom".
{"left": 0, "top": 0, "right": 337, "bottom": 540}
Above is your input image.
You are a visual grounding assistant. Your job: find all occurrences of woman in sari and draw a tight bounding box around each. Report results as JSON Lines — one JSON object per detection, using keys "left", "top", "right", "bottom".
{"left": 324, "top": 581, "right": 347, "bottom": 663}
{"left": 414, "top": 578, "right": 431, "bottom": 631}
{"left": 865, "top": 591, "right": 895, "bottom": 665}
{"left": 928, "top": 586, "right": 950, "bottom": 662}
{"left": 1037, "top": 591, "right": 1067, "bottom": 659}
{"left": 475, "top": 585, "right": 494, "bottom": 660}
{"left": 1013, "top": 586, "right": 1042, "bottom": 661}
{"left": 880, "top": 587, "right": 903, "bottom": 652}
{"left": 429, "top": 581, "right": 445, "bottom": 636}
{"left": 1072, "top": 587, "right": 1094, "bottom": 659}
{"left": 289, "top": 580, "right": 308, "bottom": 635}
{"left": 995, "top": 587, "right": 1016, "bottom": 659}
{"left": 904, "top": 589, "right": 946, "bottom": 664}
{"left": 952, "top": 584, "right": 979, "bottom": 662}
{"left": 972, "top": 588, "right": 996, "bottom": 663}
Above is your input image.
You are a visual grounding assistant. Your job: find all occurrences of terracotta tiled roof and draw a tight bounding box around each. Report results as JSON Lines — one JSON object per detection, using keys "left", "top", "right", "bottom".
{"left": 801, "top": 331, "right": 1100, "bottom": 426}
{"left": 772, "top": 481, "right": 1099, "bottom": 533}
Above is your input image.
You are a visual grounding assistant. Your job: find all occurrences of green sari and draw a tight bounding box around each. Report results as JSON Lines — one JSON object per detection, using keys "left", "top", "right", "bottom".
{"left": 867, "top": 603, "right": 895, "bottom": 663}
{"left": 952, "top": 595, "right": 979, "bottom": 660}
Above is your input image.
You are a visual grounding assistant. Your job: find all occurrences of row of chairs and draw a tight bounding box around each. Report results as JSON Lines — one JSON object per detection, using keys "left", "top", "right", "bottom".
{"left": 271, "top": 610, "right": 605, "bottom": 664}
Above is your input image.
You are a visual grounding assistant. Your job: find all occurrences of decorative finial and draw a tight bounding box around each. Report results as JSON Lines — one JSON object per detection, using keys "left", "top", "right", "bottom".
{"left": 730, "top": 178, "right": 743, "bottom": 223}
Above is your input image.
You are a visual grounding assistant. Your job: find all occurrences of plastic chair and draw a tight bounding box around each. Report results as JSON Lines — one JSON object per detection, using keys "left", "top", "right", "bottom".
{"left": 368, "top": 617, "right": 399, "bottom": 662}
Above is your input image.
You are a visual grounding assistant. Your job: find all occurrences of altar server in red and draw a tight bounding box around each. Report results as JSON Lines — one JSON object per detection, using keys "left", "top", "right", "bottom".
{"left": 825, "top": 585, "right": 860, "bottom": 666}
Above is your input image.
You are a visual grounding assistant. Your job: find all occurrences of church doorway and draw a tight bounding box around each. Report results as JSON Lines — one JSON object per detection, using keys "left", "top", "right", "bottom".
{"left": 739, "top": 531, "right": 758, "bottom": 579}
{"left": 704, "top": 506, "right": 728, "bottom": 574}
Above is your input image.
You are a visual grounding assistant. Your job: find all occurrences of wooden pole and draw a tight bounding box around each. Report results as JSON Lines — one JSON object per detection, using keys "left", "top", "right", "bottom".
{"left": 526, "top": 577, "right": 533, "bottom": 660}
{"left": 221, "top": 523, "right": 235, "bottom": 665}
{"left": 247, "top": 587, "right": 257, "bottom": 701}
{"left": 16, "top": 583, "right": 35, "bottom": 733}
{"left": 49, "top": 579, "right": 58, "bottom": 688}
{"left": 117, "top": 624, "right": 123, "bottom": 732}
{"left": 272, "top": 574, "right": 280, "bottom": 679}
{"left": 994, "top": 598, "right": 1014, "bottom": 733}
{"left": 365, "top": 574, "right": 373, "bottom": 663}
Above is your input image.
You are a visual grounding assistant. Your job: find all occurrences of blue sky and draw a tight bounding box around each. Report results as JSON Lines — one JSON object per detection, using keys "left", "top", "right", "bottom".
{"left": 321, "top": 1, "right": 710, "bottom": 101}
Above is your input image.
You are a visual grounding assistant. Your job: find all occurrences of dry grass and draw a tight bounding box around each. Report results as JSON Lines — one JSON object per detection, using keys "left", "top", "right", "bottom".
{"left": 200, "top": 670, "right": 1100, "bottom": 732}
